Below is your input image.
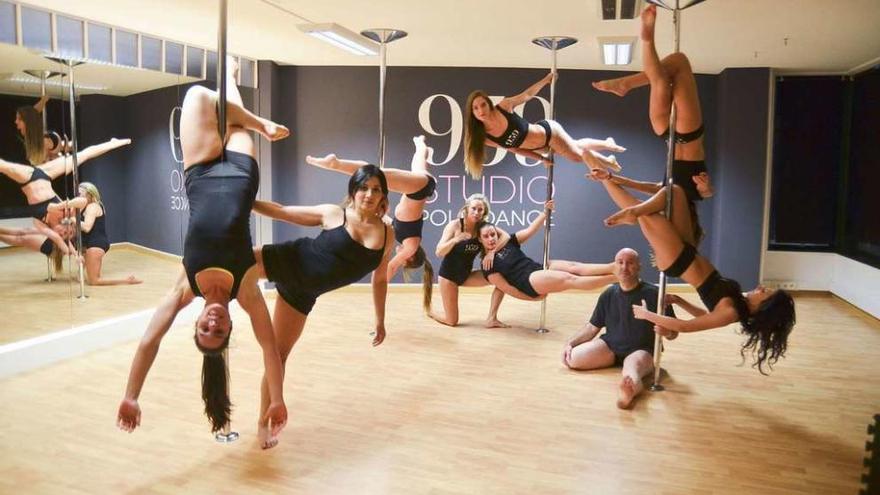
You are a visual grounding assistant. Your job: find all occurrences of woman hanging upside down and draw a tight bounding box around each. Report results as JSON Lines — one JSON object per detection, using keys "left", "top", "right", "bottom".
{"left": 117, "top": 61, "right": 290, "bottom": 446}
{"left": 464, "top": 72, "right": 625, "bottom": 180}
{"left": 596, "top": 174, "right": 795, "bottom": 374}
{"left": 478, "top": 200, "right": 617, "bottom": 301}
{"left": 592, "top": 4, "right": 712, "bottom": 246}
{"left": 306, "top": 135, "right": 435, "bottom": 313}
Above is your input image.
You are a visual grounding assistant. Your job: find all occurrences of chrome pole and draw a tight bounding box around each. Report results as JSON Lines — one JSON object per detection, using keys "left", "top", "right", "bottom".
{"left": 531, "top": 36, "right": 577, "bottom": 334}
{"left": 361, "top": 29, "right": 407, "bottom": 169}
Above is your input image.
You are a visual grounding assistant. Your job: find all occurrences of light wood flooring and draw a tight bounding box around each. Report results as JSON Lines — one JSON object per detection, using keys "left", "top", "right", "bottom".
{"left": 0, "top": 289, "right": 877, "bottom": 494}
{"left": 0, "top": 245, "right": 180, "bottom": 344}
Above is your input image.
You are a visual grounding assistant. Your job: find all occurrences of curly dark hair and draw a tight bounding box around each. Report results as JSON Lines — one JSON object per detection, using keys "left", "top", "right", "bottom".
{"left": 739, "top": 290, "right": 796, "bottom": 374}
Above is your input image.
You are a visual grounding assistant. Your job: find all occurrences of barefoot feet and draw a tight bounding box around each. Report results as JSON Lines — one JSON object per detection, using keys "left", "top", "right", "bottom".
{"left": 641, "top": 4, "right": 657, "bottom": 42}
{"left": 484, "top": 318, "right": 511, "bottom": 329}
{"left": 306, "top": 153, "right": 338, "bottom": 170}
{"left": 605, "top": 207, "right": 638, "bottom": 227}
{"left": 617, "top": 375, "right": 640, "bottom": 409}
{"left": 260, "top": 120, "right": 290, "bottom": 141}
{"left": 591, "top": 80, "right": 631, "bottom": 97}
{"left": 583, "top": 150, "right": 622, "bottom": 173}
{"left": 258, "top": 423, "right": 279, "bottom": 450}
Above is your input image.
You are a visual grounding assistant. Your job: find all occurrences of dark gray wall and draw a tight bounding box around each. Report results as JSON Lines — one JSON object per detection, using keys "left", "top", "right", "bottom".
{"left": 711, "top": 68, "right": 771, "bottom": 288}
{"left": 273, "top": 65, "right": 728, "bottom": 283}
{"left": 80, "top": 83, "right": 255, "bottom": 255}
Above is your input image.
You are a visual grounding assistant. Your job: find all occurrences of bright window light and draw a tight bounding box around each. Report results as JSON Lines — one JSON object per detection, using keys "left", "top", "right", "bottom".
{"left": 598, "top": 37, "right": 635, "bottom": 65}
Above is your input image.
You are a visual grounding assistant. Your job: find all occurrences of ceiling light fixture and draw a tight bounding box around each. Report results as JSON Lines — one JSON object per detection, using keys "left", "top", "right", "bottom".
{"left": 598, "top": 37, "right": 636, "bottom": 65}
{"left": 297, "top": 23, "right": 378, "bottom": 56}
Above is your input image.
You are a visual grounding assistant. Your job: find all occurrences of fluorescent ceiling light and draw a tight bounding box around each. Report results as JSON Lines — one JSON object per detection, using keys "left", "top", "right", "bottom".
{"left": 598, "top": 37, "right": 635, "bottom": 65}
{"left": 298, "top": 23, "right": 378, "bottom": 56}
{"left": 7, "top": 74, "right": 107, "bottom": 91}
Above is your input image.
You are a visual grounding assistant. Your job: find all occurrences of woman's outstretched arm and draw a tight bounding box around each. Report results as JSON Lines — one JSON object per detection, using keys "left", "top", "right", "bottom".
{"left": 117, "top": 271, "right": 194, "bottom": 432}
{"left": 514, "top": 200, "right": 553, "bottom": 245}
{"left": 370, "top": 224, "right": 394, "bottom": 346}
{"left": 253, "top": 200, "right": 335, "bottom": 227}
{"left": 502, "top": 72, "right": 555, "bottom": 109}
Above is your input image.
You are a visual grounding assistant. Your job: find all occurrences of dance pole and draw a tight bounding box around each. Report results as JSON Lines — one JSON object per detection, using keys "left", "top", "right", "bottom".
{"left": 531, "top": 36, "right": 577, "bottom": 334}
{"left": 45, "top": 58, "right": 87, "bottom": 298}
{"left": 25, "top": 69, "right": 61, "bottom": 282}
{"left": 645, "top": 0, "right": 707, "bottom": 391}
{"left": 360, "top": 29, "right": 407, "bottom": 169}
{"left": 213, "top": 0, "right": 239, "bottom": 444}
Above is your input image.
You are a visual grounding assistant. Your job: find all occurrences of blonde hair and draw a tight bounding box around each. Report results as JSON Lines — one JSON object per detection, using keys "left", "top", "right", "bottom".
{"left": 463, "top": 91, "right": 490, "bottom": 180}
{"left": 79, "top": 182, "right": 103, "bottom": 209}
{"left": 457, "top": 193, "right": 491, "bottom": 224}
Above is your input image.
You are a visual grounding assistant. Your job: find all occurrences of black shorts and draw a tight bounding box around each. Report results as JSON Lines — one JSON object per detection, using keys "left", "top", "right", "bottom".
{"left": 672, "top": 160, "right": 708, "bottom": 203}
{"left": 392, "top": 216, "right": 423, "bottom": 244}
{"left": 599, "top": 335, "right": 654, "bottom": 366}
{"left": 662, "top": 243, "right": 697, "bottom": 278}
{"left": 405, "top": 175, "right": 437, "bottom": 201}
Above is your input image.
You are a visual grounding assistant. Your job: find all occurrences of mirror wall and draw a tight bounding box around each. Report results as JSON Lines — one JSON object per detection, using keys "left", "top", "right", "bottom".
{"left": 0, "top": 0, "right": 257, "bottom": 347}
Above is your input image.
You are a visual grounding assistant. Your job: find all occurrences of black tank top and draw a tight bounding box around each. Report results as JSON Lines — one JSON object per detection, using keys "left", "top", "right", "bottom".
{"left": 437, "top": 218, "right": 481, "bottom": 285}
{"left": 273, "top": 208, "right": 387, "bottom": 296}
{"left": 19, "top": 166, "right": 51, "bottom": 185}
{"left": 697, "top": 270, "right": 749, "bottom": 321}
{"left": 482, "top": 233, "right": 542, "bottom": 295}
{"left": 81, "top": 208, "right": 109, "bottom": 251}
{"left": 485, "top": 107, "right": 530, "bottom": 149}
{"left": 183, "top": 151, "right": 258, "bottom": 299}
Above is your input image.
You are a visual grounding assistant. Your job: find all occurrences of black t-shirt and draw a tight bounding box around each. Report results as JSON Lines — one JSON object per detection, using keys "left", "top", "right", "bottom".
{"left": 590, "top": 282, "right": 676, "bottom": 357}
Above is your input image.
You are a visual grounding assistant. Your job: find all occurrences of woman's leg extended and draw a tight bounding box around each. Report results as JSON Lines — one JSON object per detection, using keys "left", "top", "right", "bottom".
{"left": 529, "top": 269, "right": 613, "bottom": 294}
{"left": 83, "top": 248, "right": 141, "bottom": 285}
{"left": 258, "top": 298, "right": 307, "bottom": 449}
{"left": 0, "top": 229, "right": 43, "bottom": 251}
{"left": 640, "top": 5, "right": 674, "bottom": 135}
{"left": 600, "top": 179, "right": 686, "bottom": 270}
{"left": 566, "top": 338, "right": 616, "bottom": 370}
{"left": 546, "top": 121, "right": 620, "bottom": 172}
{"left": 604, "top": 184, "right": 696, "bottom": 244}
{"left": 547, "top": 260, "right": 614, "bottom": 276}
{"left": 429, "top": 277, "right": 462, "bottom": 326}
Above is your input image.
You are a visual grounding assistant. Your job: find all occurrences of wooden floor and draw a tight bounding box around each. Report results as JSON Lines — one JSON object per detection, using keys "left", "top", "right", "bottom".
{"left": 0, "top": 289, "right": 877, "bottom": 494}
{"left": 0, "top": 245, "right": 180, "bottom": 344}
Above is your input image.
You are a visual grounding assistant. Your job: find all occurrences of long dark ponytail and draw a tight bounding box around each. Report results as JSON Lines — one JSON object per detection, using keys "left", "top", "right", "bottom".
{"left": 739, "top": 290, "right": 796, "bottom": 374}
{"left": 403, "top": 246, "right": 434, "bottom": 315}
{"left": 193, "top": 332, "right": 232, "bottom": 433}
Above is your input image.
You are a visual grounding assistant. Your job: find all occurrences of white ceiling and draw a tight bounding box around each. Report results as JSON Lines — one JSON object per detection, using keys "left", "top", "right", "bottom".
{"left": 3, "top": 0, "right": 879, "bottom": 97}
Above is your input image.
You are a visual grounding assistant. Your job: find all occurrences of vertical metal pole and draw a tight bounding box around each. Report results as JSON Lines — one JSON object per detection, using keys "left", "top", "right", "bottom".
{"left": 66, "top": 61, "right": 86, "bottom": 299}
{"left": 40, "top": 72, "right": 53, "bottom": 282}
{"left": 536, "top": 46, "right": 558, "bottom": 334}
{"left": 217, "top": 0, "right": 227, "bottom": 144}
{"left": 531, "top": 35, "right": 576, "bottom": 334}
{"left": 650, "top": 1, "right": 681, "bottom": 392}
{"left": 213, "top": 0, "right": 238, "bottom": 444}
{"left": 378, "top": 41, "right": 387, "bottom": 168}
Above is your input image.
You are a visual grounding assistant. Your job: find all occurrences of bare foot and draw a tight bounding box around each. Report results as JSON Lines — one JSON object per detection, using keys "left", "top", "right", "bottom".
{"left": 484, "top": 318, "right": 510, "bottom": 329}
{"left": 616, "top": 376, "right": 639, "bottom": 409}
{"left": 592, "top": 137, "right": 626, "bottom": 153}
{"left": 110, "top": 138, "right": 132, "bottom": 147}
{"left": 260, "top": 120, "right": 289, "bottom": 141}
{"left": 605, "top": 207, "right": 638, "bottom": 227}
{"left": 228, "top": 55, "right": 240, "bottom": 80}
{"left": 126, "top": 275, "right": 143, "bottom": 285}
{"left": 591, "top": 80, "right": 630, "bottom": 97}
{"left": 584, "top": 150, "right": 622, "bottom": 173}
{"left": 306, "top": 153, "right": 337, "bottom": 170}
{"left": 257, "top": 423, "right": 279, "bottom": 450}
{"left": 641, "top": 5, "right": 657, "bottom": 42}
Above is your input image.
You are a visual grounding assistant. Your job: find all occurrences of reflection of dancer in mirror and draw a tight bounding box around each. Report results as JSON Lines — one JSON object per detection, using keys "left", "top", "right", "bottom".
{"left": 13, "top": 96, "right": 48, "bottom": 165}
{"left": 429, "top": 193, "right": 508, "bottom": 328}
{"left": 306, "top": 135, "right": 435, "bottom": 313}
{"left": 252, "top": 164, "right": 393, "bottom": 448}
{"left": 596, "top": 176, "right": 795, "bottom": 374}
{"left": 77, "top": 182, "right": 141, "bottom": 285}
{"left": 592, "top": 4, "right": 713, "bottom": 246}
{"left": 0, "top": 138, "right": 131, "bottom": 226}
{"left": 117, "top": 60, "right": 290, "bottom": 447}
{"left": 464, "top": 72, "right": 625, "bottom": 180}
{"left": 0, "top": 220, "right": 73, "bottom": 275}
{"left": 478, "top": 200, "right": 617, "bottom": 301}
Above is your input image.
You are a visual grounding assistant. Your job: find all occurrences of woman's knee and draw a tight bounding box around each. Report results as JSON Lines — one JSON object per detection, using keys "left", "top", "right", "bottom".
{"left": 183, "top": 85, "right": 215, "bottom": 109}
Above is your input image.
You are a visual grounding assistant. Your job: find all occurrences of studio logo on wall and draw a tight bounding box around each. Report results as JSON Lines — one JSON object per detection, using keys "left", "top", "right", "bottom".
{"left": 168, "top": 106, "right": 188, "bottom": 212}
{"left": 416, "top": 94, "right": 554, "bottom": 229}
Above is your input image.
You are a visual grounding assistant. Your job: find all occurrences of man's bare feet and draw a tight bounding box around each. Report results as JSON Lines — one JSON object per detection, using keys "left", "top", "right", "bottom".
{"left": 605, "top": 207, "right": 638, "bottom": 227}
{"left": 616, "top": 375, "right": 640, "bottom": 409}
{"left": 484, "top": 318, "right": 510, "bottom": 329}
{"left": 641, "top": 4, "right": 657, "bottom": 42}
{"left": 257, "top": 423, "right": 279, "bottom": 450}
{"left": 591, "top": 80, "right": 631, "bottom": 97}
{"left": 306, "top": 154, "right": 338, "bottom": 170}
